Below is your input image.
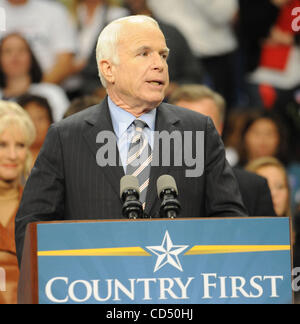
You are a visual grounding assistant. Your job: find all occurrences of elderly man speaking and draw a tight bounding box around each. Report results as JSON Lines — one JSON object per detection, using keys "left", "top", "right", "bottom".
{"left": 15, "top": 16, "right": 247, "bottom": 265}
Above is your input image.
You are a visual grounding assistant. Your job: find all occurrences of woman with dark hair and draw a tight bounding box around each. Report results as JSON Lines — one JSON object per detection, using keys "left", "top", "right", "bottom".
{"left": 0, "top": 33, "right": 69, "bottom": 122}
{"left": 17, "top": 94, "right": 53, "bottom": 168}
{"left": 0, "top": 33, "right": 42, "bottom": 98}
{"left": 237, "top": 109, "right": 290, "bottom": 167}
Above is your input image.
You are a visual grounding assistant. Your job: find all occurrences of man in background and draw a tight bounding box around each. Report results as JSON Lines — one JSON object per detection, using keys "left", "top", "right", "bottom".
{"left": 169, "top": 84, "right": 276, "bottom": 217}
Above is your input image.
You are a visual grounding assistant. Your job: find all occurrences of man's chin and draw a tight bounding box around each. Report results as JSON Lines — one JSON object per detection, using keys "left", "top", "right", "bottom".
{"left": 143, "top": 93, "right": 165, "bottom": 108}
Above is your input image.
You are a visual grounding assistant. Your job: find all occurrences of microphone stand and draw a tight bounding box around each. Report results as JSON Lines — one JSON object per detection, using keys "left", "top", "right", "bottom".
{"left": 159, "top": 188, "right": 181, "bottom": 219}
{"left": 121, "top": 189, "right": 144, "bottom": 219}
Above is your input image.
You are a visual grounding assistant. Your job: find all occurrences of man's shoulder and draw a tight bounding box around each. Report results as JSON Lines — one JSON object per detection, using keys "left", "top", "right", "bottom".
{"left": 159, "top": 102, "right": 210, "bottom": 125}
{"left": 233, "top": 167, "right": 267, "bottom": 188}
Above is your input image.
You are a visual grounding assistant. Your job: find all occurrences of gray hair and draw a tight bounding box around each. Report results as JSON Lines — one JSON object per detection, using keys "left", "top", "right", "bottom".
{"left": 169, "top": 84, "right": 226, "bottom": 124}
{"left": 96, "top": 15, "right": 160, "bottom": 88}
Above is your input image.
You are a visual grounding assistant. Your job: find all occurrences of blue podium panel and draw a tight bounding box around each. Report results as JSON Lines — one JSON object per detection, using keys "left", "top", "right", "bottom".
{"left": 37, "top": 218, "right": 292, "bottom": 304}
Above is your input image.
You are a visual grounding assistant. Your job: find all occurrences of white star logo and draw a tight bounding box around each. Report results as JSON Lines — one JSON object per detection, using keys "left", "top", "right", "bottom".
{"left": 146, "top": 231, "right": 189, "bottom": 273}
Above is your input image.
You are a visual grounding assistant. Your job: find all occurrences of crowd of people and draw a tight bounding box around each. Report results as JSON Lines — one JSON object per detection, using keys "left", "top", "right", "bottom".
{"left": 0, "top": 0, "right": 299, "bottom": 304}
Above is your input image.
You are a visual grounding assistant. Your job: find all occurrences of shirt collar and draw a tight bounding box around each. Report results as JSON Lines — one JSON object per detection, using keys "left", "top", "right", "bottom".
{"left": 108, "top": 96, "right": 157, "bottom": 138}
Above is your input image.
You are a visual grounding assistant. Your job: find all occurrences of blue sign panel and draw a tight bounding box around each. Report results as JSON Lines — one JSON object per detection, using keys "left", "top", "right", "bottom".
{"left": 37, "top": 218, "right": 292, "bottom": 304}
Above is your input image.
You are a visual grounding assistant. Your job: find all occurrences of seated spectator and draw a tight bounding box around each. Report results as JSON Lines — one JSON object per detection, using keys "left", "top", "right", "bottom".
{"left": 222, "top": 109, "right": 252, "bottom": 167}
{"left": 66, "top": 0, "right": 129, "bottom": 97}
{"left": 246, "top": 157, "right": 292, "bottom": 218}
{"left": 148, "top": 0, "right": 239, "bottom": 108}
{"left": 246, "top": 156, "right": 296, "bottom": 271}
{"left": 237, "top": 109, "right": 300, "bottom": 215}
{"left": 72, "top": 0, "right": 129, "bottom": 71}
{"left": 169, "top": 84, "right": 226, "bottom": 134}
{"left": 63, "top": 94, "right": 102, "bottom": 118}
{"left": 0, "top": 100, "right": 35, "bottom": 304}
{"left": 17, "top": 94, "right": 53, "bottom": 168}
{"left": 238, "top": 0, "right": 300, "bottom": 157}
{"left": 244, "top": 0, "right": 300, "bottom": 108}
{"left": 237, "top": 109, "right": 289, "bottom": 167}
{"left": 123, "top": 0, "right": 203, "bottom": 98}
{"left": 0, "top": 0, "right": 77, "bottom": 85}
{"left": 169, "top": 84, "right": 276, "bottom": 217}
{"left": 0, "top": 33, "right": 70, "bottom": 122}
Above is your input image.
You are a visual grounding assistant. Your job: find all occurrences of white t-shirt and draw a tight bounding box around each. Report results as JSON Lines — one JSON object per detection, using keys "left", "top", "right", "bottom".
{"left": 0, "top": 83, "right": 70, "bottom": 122}
{"left": 63, "top": 4, "right": 128, "bottom": 92}
{"left": 147, "top": 0, "right": 238, "bottom": 57}
{"left": 0, "top": 0, "right": 77, "bottom": 73}
{"left": 76, "top": 4, "right": 129, "bottom": 61}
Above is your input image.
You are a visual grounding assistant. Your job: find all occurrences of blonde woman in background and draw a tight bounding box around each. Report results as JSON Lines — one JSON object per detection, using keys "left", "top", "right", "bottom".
{"left": 246, "top": 156, "right": 299, "bottom": 275}
{"left": 0, "top": 101, "right": 35, "bottom": 304}
{"left": 246, "top": 157, "right": 292, "bottom": 218}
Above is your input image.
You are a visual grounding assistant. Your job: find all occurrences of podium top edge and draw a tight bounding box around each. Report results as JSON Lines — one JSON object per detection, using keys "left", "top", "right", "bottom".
{"left": 29, "top": 216, "right": 289, "bottom": 226}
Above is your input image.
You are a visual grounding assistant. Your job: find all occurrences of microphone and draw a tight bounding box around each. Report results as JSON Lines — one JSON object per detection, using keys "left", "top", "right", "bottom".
{"left": 157, "top": 175, "right": 181, "bottom": 219}
{"left": 120, "top": 175, "right": 144, "bottom": 219}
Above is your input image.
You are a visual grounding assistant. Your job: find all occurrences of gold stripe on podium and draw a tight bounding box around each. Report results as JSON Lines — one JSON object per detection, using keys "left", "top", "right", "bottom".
{"left": 185, "top": 245, "right": 290, "bottom": 255}
{"left": 38, "top": 247, "right": 151, "bottom": 257}
{"left": 38, "top": 245, "right": 290, "bottom": 257}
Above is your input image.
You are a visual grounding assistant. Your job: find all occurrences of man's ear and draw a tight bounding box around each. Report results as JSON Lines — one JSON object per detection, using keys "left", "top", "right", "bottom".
{"left": 99, "top": 59, "right": 115, "bottom": 84}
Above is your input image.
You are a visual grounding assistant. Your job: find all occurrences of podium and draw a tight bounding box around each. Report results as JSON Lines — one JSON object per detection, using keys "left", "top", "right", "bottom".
{"left": 18, "top": 217, "right": 293, "bottom": 304}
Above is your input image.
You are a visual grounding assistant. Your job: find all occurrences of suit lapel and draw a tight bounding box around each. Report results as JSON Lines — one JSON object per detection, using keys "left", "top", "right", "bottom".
{"left": 83, "top": 98, "right": 124, "bottom": 200}
{"left": 145, "top": 103, "right": 180, "bottom": 217}
{"left": 82, "top": 100, "right": 180, "bottom": 218}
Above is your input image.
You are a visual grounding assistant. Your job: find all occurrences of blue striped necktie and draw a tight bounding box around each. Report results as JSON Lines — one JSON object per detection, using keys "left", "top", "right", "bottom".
{"left": 126, "top": 119, "right": 152, "bottom": 209}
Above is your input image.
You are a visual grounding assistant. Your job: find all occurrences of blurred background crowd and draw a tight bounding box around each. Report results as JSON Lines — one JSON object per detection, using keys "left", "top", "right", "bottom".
{"left": 0, "top": 0, "right": 299, "bottom": 303}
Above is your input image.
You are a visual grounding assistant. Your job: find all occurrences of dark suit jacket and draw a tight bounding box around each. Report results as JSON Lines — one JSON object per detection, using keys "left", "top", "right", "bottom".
{"left": 233, "top": 168, "right": 276, "bottom": 217}
{"left": 15, "top": 98, "right": 247, "bottom": 264}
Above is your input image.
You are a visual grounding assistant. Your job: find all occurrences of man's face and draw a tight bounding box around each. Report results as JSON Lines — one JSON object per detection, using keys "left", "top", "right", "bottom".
{"left": 106, "top": 22, "right": 169, "bottom": 113}
{"left": 0, "top": 35, "right": 32, "bottom": 79}
{"left": 0, "top": 124, "right": 27, "bottom": 182}
{"left": 175, "top": 98, "right": 223, "bottom": 135}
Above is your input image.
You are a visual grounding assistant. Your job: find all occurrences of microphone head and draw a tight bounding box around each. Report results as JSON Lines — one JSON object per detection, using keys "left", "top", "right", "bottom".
{"left": 157, "top": 175, "right": 178, "bottom": 198}
{"left": 120, "top": 175, "right": 140, "bottom": 199}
